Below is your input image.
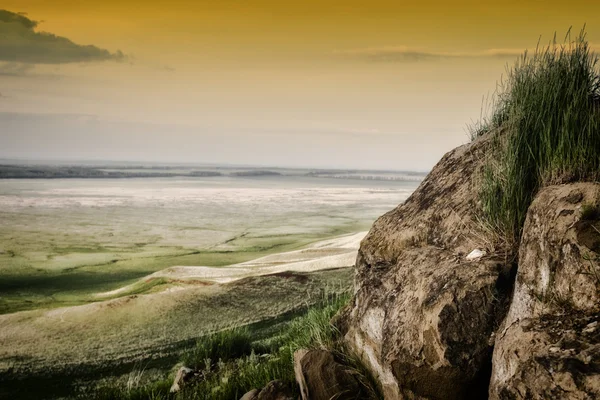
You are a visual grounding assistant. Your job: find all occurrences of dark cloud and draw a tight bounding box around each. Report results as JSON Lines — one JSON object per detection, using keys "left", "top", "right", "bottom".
{"left": 336, "top": 46, "right": 523, "bottom": 63}
{"left": 0, "top": 10, "right": 125, "bottom": 64}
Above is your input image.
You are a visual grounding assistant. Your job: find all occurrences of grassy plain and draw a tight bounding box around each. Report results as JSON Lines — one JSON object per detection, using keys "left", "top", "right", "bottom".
{"left": 0, "top": 176, "right": 414, "bottom": 313}
{"left": 0, "top": 175, "right": 418, "bottom": 399}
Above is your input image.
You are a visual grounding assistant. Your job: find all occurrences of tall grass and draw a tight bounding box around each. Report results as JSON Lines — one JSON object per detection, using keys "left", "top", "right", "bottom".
{"left": 182, "top": 328, "right": 253, "bottom": 370}
{"left": 285, "top": 293, "right": 347, "bottom": 350}
{"left": 477, "top": 28, "right": 600, "bottom": 245}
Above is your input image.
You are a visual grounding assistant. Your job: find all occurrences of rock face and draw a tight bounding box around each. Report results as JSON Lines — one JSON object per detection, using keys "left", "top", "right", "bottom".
{"left": 489, "top": 184, "right": 600, "bottom": 399}
{"left": 294, "top": 349, "right": 363, "bottom": 400}
{"left": 341, "top": 134, "right": 514, "bottom": 399}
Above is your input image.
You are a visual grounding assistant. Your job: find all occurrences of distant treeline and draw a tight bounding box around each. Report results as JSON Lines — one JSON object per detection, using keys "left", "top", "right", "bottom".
{"left": 0, "top": 165, "right": 224, "bottom": 179}
{"left": 0, "top": 164, "right": 425, "bottom": 181}
{"left": 0, "top": 165, "right": 288, "bottom": 179}
{"left": 229, "top": 170, "right": 281, "bottom": 177}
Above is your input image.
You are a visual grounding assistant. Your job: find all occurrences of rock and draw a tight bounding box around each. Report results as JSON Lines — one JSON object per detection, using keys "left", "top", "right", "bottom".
{"left": 170, "top": 366, "right": 196, "bottom": 393}
{"left": 342, "top": 133, "right": 512, "bottom": 399}
{"left": 294, "top": 348, "right": 364, "bottom": 400}
{"left": 294, "top": 349, "right": 310, "bottom": 400}
{"left": 548, "top": 346, "right": 561, "bottom": 353}
{"left": 240, "top": 380, "right": 294, "bottom": 400}
{"left": 583, "top": 321, "right": 598, "bottom": 334}
{"left": 466, "top": 249, "right": 486, "bottom": 261}
{"left": 489, "top": 183, "right": 600, "bottom": 399}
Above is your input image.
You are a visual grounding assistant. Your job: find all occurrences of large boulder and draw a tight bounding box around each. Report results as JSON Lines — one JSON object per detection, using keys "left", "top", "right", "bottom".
{"left": 342, "top": 133, "right": 514, "bottom": 399}
{"left": 294, "top": 349, "right": 364, "bottom": 400}
{"left": 489, "top": 183, "right": 600, "bottom": 399}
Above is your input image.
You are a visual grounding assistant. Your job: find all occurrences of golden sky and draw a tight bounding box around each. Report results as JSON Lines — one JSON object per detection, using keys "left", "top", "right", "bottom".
{"left": 1, "top": 1, "right": 599, "bottom": 168}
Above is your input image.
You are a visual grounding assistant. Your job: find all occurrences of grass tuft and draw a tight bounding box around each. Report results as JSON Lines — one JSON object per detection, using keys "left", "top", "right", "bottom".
{"left": 476, "top": 27, "right": 600, "bottom": 246}
{"left": 182, "top": 328, "right": 253, "bottom": 370}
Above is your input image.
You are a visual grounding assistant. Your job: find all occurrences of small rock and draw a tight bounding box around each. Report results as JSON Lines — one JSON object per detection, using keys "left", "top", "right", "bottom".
{"left": 294, "top": 349, "right": 362, "bottom": 400}
{"left": 170, "top": 366, "right": 195, "bottom": 393}
{"left": 466, "top": 249, "right": 486, "bottom": 261}
{"left": 582, "top": 321, "right": 598, "bottom": 333}
{"left": 549, "top": 347, "right": 561, "bottom": 353}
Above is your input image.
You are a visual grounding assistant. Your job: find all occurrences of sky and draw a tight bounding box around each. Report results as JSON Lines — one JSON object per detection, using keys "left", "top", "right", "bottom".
{"left": 1, "top": 1, "right": 599, "bottom": 170}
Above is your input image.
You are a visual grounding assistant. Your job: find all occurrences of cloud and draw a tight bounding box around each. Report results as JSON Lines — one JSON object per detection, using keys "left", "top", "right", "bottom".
{"left": 336, "top": 46, "right": 523, "bottom": 63}
{"left": 0, "top": 9, "right": 125, "bottom": 64}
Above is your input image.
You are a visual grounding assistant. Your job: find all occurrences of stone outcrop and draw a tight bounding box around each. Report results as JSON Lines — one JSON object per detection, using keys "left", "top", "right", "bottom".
{"left": 293, "top": 349, "right": 363, "bottom": 400}
{"left": 489, "top": 183, "right": 600, "bottom": 399}
{"left": 338, "top": 129, "right": 600, "bottom": 399}
{"left": 341, "top": 133, "right": 514, "bottom": 399}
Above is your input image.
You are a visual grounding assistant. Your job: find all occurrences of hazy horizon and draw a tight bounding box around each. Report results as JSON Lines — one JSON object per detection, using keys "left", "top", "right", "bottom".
{"left": 0, "top": 156, "right": 432, "bottom": 174}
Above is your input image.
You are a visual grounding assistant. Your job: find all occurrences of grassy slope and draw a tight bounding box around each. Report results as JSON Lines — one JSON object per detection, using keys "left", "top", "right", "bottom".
{"left": 90, "top": 293, "right": 381, "bottom": 400}
{"left": 0, "top": 228, "right": 359, "bottom": 314}
{"left": 0, "top": 268, "right": 353, "bottom": 399}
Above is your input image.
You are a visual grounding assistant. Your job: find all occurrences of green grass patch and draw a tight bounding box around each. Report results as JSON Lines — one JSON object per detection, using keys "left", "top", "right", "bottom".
{"left": 182, "top": 328, "right": 254, "bottom": 370}
{"left": 475, "top": 28, "right": 600, "bottom": 246}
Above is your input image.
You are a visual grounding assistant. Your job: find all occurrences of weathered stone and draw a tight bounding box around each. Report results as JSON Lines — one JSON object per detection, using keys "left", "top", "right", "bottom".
{"left": 342, "top": 132, "right": 512, "bottom": 399}
{"left": 489, "top": 183, "right": 600, "bottom": 399}
{"left": 294, "top": 348, "right": 365, "bottom": 400}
